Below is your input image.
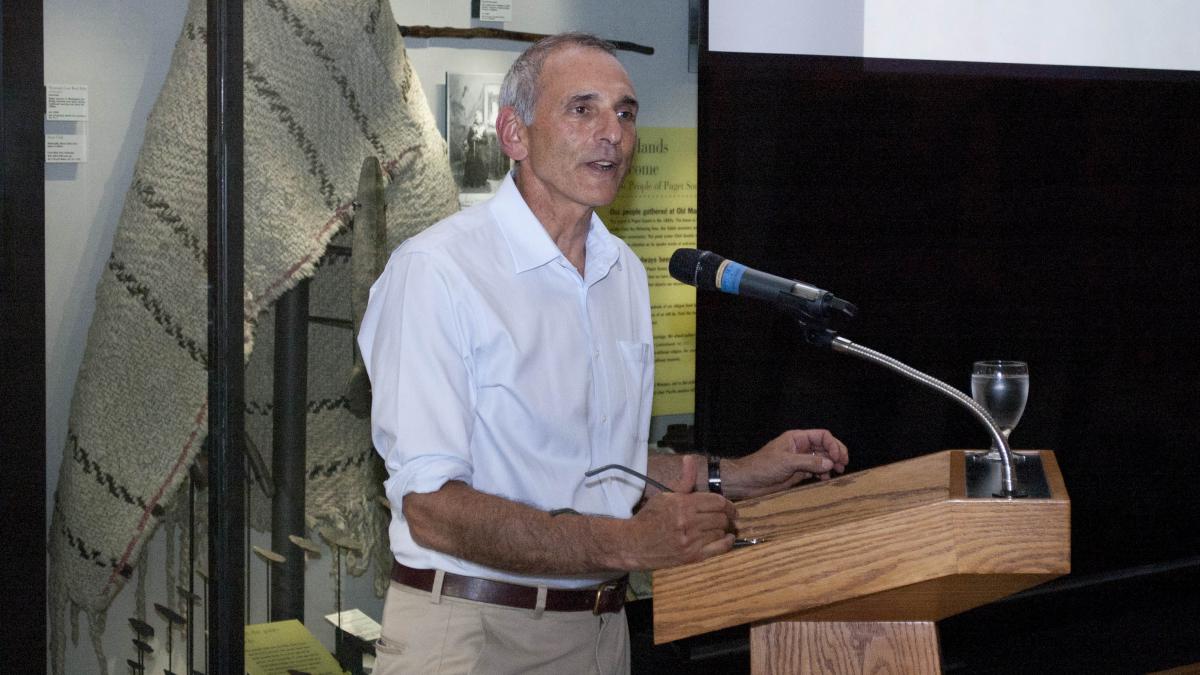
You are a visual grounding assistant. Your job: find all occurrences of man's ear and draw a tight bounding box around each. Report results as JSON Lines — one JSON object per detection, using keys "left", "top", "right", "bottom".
{"left": 496, "top": 106, "right": 529, "bottom": 162}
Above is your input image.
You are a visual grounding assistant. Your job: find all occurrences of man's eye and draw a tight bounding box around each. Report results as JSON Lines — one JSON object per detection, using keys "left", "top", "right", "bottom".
{"left": 572, "top": 106, "right": 590, "bottom": 115}
{"left": 618, "top": 110, "right": 637, "bottom": 121}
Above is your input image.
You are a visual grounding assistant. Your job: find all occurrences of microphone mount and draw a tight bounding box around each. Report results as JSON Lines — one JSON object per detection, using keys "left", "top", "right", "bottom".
{"left": 791, "top": 311, "right": 843, "bottom": 349}
{"left": 771, "top": 288, "right": 850, "bottom": 349}
{"left": 774, "top": 292, "right": 855, "bottom": 347}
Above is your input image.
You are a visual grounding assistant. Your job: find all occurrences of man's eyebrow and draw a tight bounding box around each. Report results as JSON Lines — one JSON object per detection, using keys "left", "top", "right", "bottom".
{"left": 563, "top": 92, "right": 639, "bottom": 110}
{"left": 566, "top": 92, "right": 600, "bottom": 106}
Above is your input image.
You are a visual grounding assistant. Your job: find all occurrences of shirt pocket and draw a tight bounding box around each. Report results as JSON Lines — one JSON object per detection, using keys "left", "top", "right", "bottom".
{"left": 617, "top": 340, "right": 653, "bottom": 444}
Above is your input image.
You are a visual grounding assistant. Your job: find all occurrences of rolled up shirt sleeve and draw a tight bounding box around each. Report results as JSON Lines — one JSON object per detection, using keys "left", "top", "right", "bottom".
{"left": 358, "top": 248, "right": 475, "bottom": 503}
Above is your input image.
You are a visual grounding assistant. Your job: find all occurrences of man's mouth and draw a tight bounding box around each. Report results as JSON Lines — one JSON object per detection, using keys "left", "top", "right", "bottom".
{"left": 587, "top": 160, "right": 618, "bottom": 172}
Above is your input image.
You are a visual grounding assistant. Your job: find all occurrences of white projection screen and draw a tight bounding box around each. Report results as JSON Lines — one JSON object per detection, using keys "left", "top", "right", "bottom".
{"left": 709, "top": 0, "right": 1200, "bottom": 72}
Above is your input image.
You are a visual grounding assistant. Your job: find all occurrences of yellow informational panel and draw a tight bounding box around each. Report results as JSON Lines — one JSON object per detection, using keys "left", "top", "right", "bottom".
{"left": 599, "top": 128, "right": 697, "bottom": 417}
{"left": 245, "top": 620, "right": 347, "bottom": 675}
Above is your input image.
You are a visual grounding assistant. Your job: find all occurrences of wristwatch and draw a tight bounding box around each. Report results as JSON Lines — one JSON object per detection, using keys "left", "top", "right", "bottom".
{"left": 707, "top": 455, "right": 723, "bottom": 495}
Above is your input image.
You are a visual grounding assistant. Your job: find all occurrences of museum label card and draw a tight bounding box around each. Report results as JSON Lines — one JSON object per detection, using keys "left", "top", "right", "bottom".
{"left": 46, "top": 134, "right": 87, "bottom": 163}
{"left": 324, "top": 608, "right": 382, "bottom": 642}
{"left": 46, "top": 84, "right": 89, "bottom": 121}
{"left": 480, "top": 0, "right": 512, "bottom": 22}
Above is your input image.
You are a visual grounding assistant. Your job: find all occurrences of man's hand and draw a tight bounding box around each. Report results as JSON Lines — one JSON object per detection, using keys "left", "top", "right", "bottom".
{"left": 722, "top": 429, "right": 849, "bottom": 500}
{"left": 623, "top": 455, "right": 737, "bottom": 570}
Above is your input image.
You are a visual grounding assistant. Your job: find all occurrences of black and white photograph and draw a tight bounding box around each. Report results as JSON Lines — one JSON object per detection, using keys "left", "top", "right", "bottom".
{"left": 446, "top": 72, "right": 508, "bottom": 207}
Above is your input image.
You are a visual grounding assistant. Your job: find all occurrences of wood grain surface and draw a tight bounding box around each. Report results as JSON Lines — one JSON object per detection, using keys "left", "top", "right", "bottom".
{"left": 750, "top": 621, "right": 940, "bottom": 675}
{"left": 653, "top": 450, "right": 1069, "bottom": 644}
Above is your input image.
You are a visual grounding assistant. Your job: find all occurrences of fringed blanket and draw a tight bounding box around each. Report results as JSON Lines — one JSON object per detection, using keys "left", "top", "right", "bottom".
{"left": 47, "top": 1, "right": 459, "bottom": 671}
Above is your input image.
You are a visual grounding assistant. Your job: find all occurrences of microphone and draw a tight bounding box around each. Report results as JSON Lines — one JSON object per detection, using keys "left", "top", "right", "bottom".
{"left": 668, "top": 248, "right": 857, "bottom": 321}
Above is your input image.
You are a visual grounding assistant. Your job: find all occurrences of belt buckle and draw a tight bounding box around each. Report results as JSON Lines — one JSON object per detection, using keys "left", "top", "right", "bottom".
{"left": 593, "top": 580, "right": 620, "bottom": 615}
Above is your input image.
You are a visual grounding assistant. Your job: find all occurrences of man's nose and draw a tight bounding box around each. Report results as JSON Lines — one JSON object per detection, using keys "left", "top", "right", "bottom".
{"left": 596, "top": 112, "right": 623, "bottom": 145}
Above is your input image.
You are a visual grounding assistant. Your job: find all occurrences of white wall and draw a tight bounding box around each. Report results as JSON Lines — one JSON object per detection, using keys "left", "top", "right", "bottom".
{"left": 862, "top": 0, "right": 1200, "bottom": 71}
{"left": 711, "top": 0, "right": 1200, "bottom": 72}
{"left": 45, "top": 1, "right": 695, "bottom": 672}
{"left": 391, "top": 0, "right": 698, "bottom": 133}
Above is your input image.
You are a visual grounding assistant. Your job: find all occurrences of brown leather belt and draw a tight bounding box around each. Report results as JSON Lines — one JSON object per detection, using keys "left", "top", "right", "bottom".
{"left": 391, "top": 562, "right": 627, "bottom": 614}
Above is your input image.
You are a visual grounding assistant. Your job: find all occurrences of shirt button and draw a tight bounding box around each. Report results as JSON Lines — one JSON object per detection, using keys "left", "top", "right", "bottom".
{"left": 602, "top": 416, "right": 608, "bottom": 424}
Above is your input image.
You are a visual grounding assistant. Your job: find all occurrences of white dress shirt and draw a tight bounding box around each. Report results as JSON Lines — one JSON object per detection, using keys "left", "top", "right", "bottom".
{"left": 358, "top": 174, "right": 654, "bottom": 589}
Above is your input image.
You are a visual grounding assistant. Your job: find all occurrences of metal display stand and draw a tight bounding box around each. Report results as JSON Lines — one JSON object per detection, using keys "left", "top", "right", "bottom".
{"left": 206, "top": 0, "right": 246, "bottom": 672}
{"left": 271, "top": 282, "right": 310, "bottom": 623}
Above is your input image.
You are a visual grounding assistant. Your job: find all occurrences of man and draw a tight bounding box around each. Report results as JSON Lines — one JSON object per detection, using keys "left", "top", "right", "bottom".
{"left": 358, "top": 33, "right": 849, "bottom": 674}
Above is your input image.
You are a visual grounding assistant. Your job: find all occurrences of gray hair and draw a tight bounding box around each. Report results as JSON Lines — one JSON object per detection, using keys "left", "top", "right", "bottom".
{"left": 500, "top": 32, "right": 618, "bottom": 125}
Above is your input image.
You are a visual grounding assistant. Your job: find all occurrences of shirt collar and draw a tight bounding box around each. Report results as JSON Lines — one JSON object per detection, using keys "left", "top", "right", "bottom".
{"left": 489, "top": 172, "right": 620, "bottom": 281}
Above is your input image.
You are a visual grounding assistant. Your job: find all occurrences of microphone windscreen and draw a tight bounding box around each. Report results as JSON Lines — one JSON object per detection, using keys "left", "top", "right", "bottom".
{"left": 694, "top": 251, "right": 723, "bottom": 291}
{"left": 668, "top": 248, "right": 702, "bottom": 286}
{"left": 669, "top": 248, "right": 725, "bottom": 291}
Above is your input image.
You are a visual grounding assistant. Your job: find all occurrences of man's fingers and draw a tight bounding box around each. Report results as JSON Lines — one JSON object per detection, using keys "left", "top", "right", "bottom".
{"left": 687, "top": 512, "right": 735, "bottom": 535}
{"left": 791, "top": 428, "right": 849, "bottom": 466}
{"left": 807, "top": 455, "right": 835, "bottom": 473}
{"left": 699, "top": 533, "right": 735, "bottom": 559}
{"left": 672, "top": 454, "right": 699, "bottom": 494}
{"left": 778, "top": 452, "right": 833, "bottom": 478}
{"left": 815, "top": 430, "right": 849, "bottom": 466}
{"left": 691, "top": 522, "right": 734, "bottom": 542}
{"left": 785, "top": 471, "right": 812, "bottom": 488}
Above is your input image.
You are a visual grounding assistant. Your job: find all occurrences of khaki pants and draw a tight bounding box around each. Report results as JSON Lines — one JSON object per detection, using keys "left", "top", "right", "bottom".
{"left": 374, "top": 578, "right": 631, "bottom": 675}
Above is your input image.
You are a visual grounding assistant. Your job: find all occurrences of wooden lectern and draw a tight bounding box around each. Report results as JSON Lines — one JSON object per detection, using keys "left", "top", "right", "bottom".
{"left": 652, "top": 450, "right": 1070, "bottom": 674}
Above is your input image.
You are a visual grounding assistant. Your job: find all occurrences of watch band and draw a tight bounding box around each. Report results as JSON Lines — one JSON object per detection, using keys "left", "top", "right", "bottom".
{"left": 707, "top": 455, "right": 723, "bottom": 495}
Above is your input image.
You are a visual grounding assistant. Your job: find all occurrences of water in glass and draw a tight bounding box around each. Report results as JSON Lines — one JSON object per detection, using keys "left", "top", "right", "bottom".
{"left": 971, "top": 371, "right": 1029, "bottom": 435}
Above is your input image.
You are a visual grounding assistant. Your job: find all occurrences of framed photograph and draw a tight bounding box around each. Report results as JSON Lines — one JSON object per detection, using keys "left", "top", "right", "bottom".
{"left": 446, "top": 72, "right": 509, "bottom": 207}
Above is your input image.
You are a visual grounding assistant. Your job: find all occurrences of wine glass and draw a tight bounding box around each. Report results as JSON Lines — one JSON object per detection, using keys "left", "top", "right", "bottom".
{"left": 971, "top": 360, "right": 1029, "bottom": 460}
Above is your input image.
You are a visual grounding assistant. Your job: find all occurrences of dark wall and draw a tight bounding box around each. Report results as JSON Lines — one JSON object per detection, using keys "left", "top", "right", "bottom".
{"left": 694, "top": 50, "right": 1200, "bottom": 670}
{"left": 697, "top": 52, "right": 1199, "bottom": 577}
{"left": 0, "top": 0, "right": 47, "bottom": 670}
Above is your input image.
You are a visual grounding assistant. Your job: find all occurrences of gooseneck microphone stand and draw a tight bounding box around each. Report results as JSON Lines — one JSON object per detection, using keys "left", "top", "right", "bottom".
{"left": 804, "top": 327, "right": 1023, "bottom": 498}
